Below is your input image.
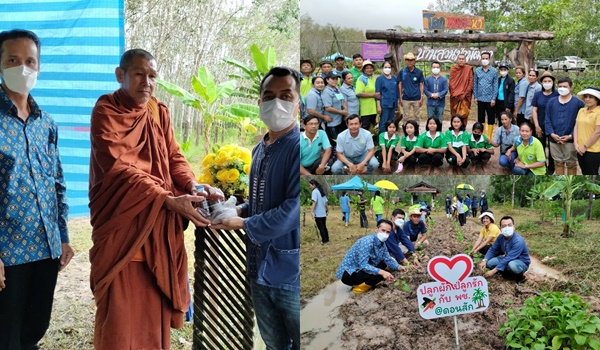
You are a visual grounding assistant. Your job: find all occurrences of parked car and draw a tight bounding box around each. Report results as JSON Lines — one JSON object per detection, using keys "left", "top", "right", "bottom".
{"left": 548, "top": 56, "right": 588, "bottom": 72}
{"left": 535, "top": 59, "right": 551, "bottom": 70}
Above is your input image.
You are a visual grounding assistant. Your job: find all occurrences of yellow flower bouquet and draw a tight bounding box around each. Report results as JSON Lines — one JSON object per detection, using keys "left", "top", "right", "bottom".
{"left": 198, "top": 144, "right": 252, "bottom": 197}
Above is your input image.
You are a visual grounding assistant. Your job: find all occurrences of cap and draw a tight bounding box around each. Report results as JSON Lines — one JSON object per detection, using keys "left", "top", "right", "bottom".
{"left": 498, "top": 62, "right": 509, "bottom": 69}
{"left": 325, "top": 71, "right": 339, "bottom": 79}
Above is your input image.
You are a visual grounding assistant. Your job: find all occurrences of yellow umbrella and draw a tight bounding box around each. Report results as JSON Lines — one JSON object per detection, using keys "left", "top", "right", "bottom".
{"left": 374, "top": 180, "right": 399, "bottom": 191}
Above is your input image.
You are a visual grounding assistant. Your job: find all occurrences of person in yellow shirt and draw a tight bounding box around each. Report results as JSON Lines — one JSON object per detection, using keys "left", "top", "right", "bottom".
{"left": 574, "top": 87, "right": 600, "bottom": 175}
{"left": 470, "top": 211, "right": 500, "bottom": 256}
{"left": 370, "top": 190, "right": 385, "bottom": 222}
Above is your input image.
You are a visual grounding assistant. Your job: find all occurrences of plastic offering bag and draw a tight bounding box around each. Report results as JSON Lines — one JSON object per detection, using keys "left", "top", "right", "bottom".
{"left": 210, "top": 196, "right": 238, "bottom": 225}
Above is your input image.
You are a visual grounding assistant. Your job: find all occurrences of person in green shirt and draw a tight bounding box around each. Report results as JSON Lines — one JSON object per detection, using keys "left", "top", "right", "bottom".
{"left": 508, "top": 121, "right": 547, "bottom": 175}
{"left": 445, "top": 114, "right": 471, "bottom": 170}
{"left": 376, "top": 119, "right": 400, "bottom": 173}
{"left": 416, "top": 117, "right": 446, "bottom": 170}
{"left": 468, "top": 122, "right": 495, "bottom": 171}
{"left": 356, "top": 60, "right": 379, "bottom": 129}
{"left": 300, "top": 59, "right": 315, "bottom": 98}
{"left": 370, "top": 190, "right": 385, "bottom": 222}
{"left": 348, "top": 53, "right": 363, "bottom": 87}
{"left": 395, "top": 120, "right": 419, "bottom": 173}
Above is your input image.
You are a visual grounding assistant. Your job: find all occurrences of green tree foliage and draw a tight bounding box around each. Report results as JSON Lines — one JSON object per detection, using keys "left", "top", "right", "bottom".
{"left": 300, "top": 15, "right": 365, "bottom": 64}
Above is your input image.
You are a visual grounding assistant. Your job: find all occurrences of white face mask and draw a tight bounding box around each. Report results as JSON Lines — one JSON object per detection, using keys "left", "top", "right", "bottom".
{"left": 557, "top": 87, "right": 570, "bottom": 96}
{"left": 259, "top": 98, "right": 297, "bottom": 132}
{"left": 376, "top": 231, "right": 389, "bottom": 242}
{"left": 431, "top": 68, "right": 440, "bottom": 75}
{"left": 481, "top": 59, "right": 490, "bottom": 66}
{"left": 394, "top": 218, "right": 404, "bottom": 228}
{"left": 500, "top": 71, "right": 508, "bottom": 77}
{"left": 383, "top": 68, "right": 392, "bottom": 75}
{"left": 1, "top": 65, "right": 38, "bottom": 94}
{"left": 501, "top": 226, "right": 514, "bottom": 238}
{"left": 542, "top": 83, "right": 554, "bottom": 91}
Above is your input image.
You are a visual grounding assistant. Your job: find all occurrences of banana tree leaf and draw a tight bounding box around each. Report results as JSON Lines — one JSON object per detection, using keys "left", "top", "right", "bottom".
{"left": 215, "top": 80, "right": 236, "bottom": 99}
{"left": 156, "top": 79, "right": 198, "bottom": 106}
{"left": 250, "top": 44, "right": 274, "bottom": 74}
{"left": 582, "top": 182, "right": 600, "bottom": 194}
{"left": 227, "top": 73, "right": 252, "bottom": 81}
{"left": 192, "top": 67, "right": 217, "bottom": 104}
{"left": 220, "top": 103, "right": 259, "bottom": 119}
{"left": 541, "top": 181, "right": 568, "bottom": 199}
{"left": 214, "top": 113, "right": 242, "bottom": 123}
{"left": 223, "top": 58, "right": 255, "bottom": 77}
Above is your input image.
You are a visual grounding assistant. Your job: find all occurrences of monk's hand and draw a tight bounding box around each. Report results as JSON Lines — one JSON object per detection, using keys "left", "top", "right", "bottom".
{"left": 0, "top": 258, "right": 5, "bottom": 290}
{"left": 211, "top": 217, "right": 244, "bottom": 231}
{"left": 59, "top": 243, "right": 74, "bottom": 272}
{"left": 164, "top": 195, "right": 211, "bottom": 227}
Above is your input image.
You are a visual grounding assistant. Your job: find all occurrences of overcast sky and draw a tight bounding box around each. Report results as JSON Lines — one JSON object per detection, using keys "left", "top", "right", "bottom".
{"left": 301, "top": 0, "right": 436, "bottom": 32}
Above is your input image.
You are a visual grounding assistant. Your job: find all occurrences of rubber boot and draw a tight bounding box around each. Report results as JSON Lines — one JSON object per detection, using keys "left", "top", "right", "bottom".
{"left": 487, "top": 123, "right": 494, "bottom": 140}
{"left": 566, "top": 162, "right": 578, "bottom": 175}
{"left": 352, "top": 282, "right": 372, "bottom": 294}
{"left": 482, "top": 123, "right": 488, "bottom": 140}
{"left": 554, "top": 161, "right": 565, "bottom": 175}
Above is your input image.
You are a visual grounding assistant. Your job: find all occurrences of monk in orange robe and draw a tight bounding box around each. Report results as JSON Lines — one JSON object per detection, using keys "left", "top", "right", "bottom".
{"left": 89, "top": 49, "right": 214, "bottom": 350}
{"left": 449, "top": 54, "right": 474, "bottom": 126}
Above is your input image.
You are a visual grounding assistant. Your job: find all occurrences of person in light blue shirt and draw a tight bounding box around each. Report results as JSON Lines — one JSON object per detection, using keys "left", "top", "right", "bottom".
{"left": 473, "top": 52, "right": 499, "bottom": 140}
{"left": 340, "top": 72, "right": 359, "bottom": 117}
{"left": 335, "top": 219, "right": 406, "bottom": 293}
{"left": 332, "top": 115, "right": 379, "bottom": 174}
{"left": 0, "top": 29, "right": 74, "bottom": 349}
{"left": 480, "top": 216, "right": 530, "bottom": 284}
{"left": 310, "top": 179, "right": 329, "bottom": 245}
{"left": 322, "top": 72, "right": 347, "bottom": 144}
{"left": 339, "top": 191, "right": 351, "bottom": 227}
{"left": 524, "top": 69, "right": 542, "bottom": 131}
{"left": 513, "top": 66, "right": 527, "bottom": 124}
{"left": 424, "top": 61, "right": 448, "bottom": 122}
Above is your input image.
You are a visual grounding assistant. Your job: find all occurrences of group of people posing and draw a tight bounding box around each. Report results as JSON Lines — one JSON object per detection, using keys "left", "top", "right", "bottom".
{"left": 335, "top": 202, "right": 531, "bottom": 294}
{"left": 300, "top": 51, "right": 600, "bottom": 175}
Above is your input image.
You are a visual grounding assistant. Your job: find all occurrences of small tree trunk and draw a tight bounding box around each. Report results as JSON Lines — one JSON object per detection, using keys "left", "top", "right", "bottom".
{"left": 588, "top": 175, "right": 596, "bottom": 220}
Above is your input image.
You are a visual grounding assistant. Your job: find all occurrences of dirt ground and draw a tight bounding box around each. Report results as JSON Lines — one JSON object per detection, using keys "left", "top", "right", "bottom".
{"left": 336, "top": 216, "right": 595, "bottom": 350}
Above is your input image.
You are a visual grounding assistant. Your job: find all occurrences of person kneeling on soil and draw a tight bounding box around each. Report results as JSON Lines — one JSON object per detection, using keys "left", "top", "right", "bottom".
{"left": 403, "top": 208, "right": 429, "bottom": 251}
{"left": 478, "top": 215, "right": 531, "bottom": 284}
{"left": 384, "top": 209, "right": 421, "bottom": 267}
{"left": 335, "top": 220, "right": 407, "bottom": 294}
{"left": 470, "top": 211, "right": 500, "bottom": 256}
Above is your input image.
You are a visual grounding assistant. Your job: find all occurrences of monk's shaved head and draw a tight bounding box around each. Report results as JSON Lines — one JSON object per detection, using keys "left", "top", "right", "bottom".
{"left": 120, "top": 49, "right": 155, "bottom": 71}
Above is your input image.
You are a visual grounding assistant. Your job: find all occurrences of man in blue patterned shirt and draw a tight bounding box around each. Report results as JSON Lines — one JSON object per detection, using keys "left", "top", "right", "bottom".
{"left": 0, "top": 29, "right": 73, "bottom": 349}
{"left": 473, "top": 52, "right": 499, "bottom": 141}
{"left": 217, "top": 66, "right": 300, "bottom": 350}
{"left": 336, "top": 219, "right": 406, "bottom": 294}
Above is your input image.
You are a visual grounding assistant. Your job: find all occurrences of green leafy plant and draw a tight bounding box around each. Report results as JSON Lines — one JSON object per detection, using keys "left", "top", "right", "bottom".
{"left": 499, "top": 292, "right": 600, "bottom": 349}
{"left": 394, "top": 275, "right": 411, "bottom": 292}
{"left": 541, "top": 176, "right": 600, "bottom": 237}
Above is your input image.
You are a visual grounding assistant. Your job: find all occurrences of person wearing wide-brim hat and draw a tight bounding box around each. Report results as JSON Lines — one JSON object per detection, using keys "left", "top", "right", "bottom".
{"left": 470, "top": 211, "right": 500, "bottom": 256}
{"left": 531, "top": 70, "right": 559, "bottom": 174}
{"left": 355, "top": 59, "right": 380, "bottom": 129}
{"left": 574, "top": 86, "right": 600, "bottom": 174}
{"left": 398, "top": 52, "right": 425, "bottom": 122}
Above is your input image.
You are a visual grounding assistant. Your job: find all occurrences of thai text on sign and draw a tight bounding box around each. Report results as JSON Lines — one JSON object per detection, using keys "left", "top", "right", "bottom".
{"left": 413, "top": 46, "right": 497, "bottom": 66}
{"left": 423, "top": 11, "right": 485, "bottom": 31}
{"left": 416, "top": 254, "right": 489, "bottom": 320}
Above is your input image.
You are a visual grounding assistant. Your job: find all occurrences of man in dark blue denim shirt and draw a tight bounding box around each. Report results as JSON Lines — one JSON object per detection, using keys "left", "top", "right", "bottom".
{"left": 218, "top": 67, "right": 300, "bottom": 350}
{"left": 0, "top": 29, "right": 73, "bottom": 349}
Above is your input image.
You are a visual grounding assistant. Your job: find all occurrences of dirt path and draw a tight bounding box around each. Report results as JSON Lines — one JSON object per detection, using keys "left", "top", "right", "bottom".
{"left": 332, "top": 216, "right": 570, "bottom": 350}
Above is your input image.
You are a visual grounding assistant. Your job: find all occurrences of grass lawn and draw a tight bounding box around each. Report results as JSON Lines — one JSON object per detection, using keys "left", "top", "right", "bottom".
{"left": 300, "top": 205, "right": 600, "bottom": 304}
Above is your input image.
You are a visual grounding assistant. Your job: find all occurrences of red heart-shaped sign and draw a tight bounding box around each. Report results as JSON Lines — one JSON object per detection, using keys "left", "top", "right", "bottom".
{"left": 427, "top": 254, "right": 473, "bottom": 284}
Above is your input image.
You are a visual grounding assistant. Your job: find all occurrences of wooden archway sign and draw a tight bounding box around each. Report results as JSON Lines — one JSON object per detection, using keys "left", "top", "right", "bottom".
{"left": 366, "top": 30, "right": 554, "bottom": 72}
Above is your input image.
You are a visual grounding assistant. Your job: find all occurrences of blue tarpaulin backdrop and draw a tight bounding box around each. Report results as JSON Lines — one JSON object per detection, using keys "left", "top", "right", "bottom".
{"left": 0, "top": 0, "right": 125, "bottom": 216}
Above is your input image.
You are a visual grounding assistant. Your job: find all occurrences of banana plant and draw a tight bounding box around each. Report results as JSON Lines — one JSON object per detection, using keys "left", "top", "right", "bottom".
{"left": 224, "top": 44, "right": 276, "bottom": 99}
{"left": 541, "top": 176, "right": 600, "bottom": 237}
{"left": 158, "top": 67, "right": 259, "bottom": 154}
